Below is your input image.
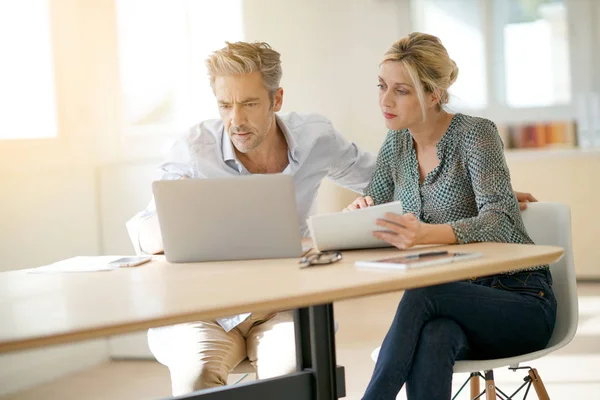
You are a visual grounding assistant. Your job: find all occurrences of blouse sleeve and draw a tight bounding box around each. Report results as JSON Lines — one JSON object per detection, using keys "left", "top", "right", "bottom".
{"left": 447, "top": 119, "right": 521, "bottom": 243}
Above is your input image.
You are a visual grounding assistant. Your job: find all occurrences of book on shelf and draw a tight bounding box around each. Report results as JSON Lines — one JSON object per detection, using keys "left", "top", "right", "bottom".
{"left": 496, "top": 120, "right": 577, "bottom": 150}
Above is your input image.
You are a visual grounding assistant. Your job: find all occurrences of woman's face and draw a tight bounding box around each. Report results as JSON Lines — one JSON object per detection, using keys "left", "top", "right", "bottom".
{"left": 378, "top": 61, "right": 434, "bottom": 131}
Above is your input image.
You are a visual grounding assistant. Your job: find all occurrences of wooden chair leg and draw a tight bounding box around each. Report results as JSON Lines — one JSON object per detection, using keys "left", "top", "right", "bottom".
{"left": 528, "top": 368, "right": 550, "bottom": 400}
{"left": 484, "top": 370, "right": 496, "bottom": 400}
{"left": 470, "top": 373, "right": 481, "bottom": 400}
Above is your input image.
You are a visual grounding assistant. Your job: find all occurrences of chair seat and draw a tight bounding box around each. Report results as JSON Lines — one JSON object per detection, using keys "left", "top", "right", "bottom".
{"left": 370, "top": 344, "right": 561, "bottom": 373}
{"left": 453, "top": 345, "right": 560, "bottom": 373}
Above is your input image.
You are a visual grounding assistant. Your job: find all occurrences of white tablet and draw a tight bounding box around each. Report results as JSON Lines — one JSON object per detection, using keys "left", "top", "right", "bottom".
{"left": 307, "top": 201, "right": 404, "bottom": 251}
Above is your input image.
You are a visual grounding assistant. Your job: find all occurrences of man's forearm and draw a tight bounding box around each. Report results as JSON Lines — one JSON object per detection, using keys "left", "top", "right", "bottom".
{"left": 138, "top": 214, "right": 164, "bottom": 255}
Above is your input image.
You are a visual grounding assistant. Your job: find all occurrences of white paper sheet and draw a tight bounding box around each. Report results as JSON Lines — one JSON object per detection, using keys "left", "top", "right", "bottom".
{"left": 28, "top": 256, "right": 125, "bottom": 274}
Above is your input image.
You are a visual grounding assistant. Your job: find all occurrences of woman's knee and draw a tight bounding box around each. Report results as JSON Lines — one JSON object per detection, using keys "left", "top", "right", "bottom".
{"left": 401, "top": 284, "right": 450, "bottom": 307}
{"left": 420, "top": 318, "right": 467, "bottom": 350}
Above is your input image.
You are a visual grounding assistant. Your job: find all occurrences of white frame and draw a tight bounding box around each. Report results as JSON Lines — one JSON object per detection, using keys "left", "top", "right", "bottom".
{"left": 409, "top": 0, "right": 593, "bottom": 129}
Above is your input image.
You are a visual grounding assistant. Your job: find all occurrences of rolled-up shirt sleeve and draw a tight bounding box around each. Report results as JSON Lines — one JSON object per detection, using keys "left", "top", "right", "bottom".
{"left": 364, "top": 132, "right": 396, "bottom": 205}
{"left": 125, "top": 136, "right": 194, "bottom": 254}
{"left": 448, "top": 120, "right": 520, "bottom": 244}
{"left": 326, "top": 125, "right": 377, "bottom": 193}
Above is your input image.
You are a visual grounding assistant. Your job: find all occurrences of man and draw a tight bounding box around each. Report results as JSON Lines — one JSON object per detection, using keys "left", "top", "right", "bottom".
{"left": 126, "top": 41, "right": 375, "bottom": 396}
{"left": 126, "top": 41, "right": 536, "bottom": 396}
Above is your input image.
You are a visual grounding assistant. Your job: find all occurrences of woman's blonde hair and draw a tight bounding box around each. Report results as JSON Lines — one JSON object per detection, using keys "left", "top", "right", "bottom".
{"left": 205, "top": 41, "right": 282, "bottom": 106}
{"left": 382, "top": 32, "right": 458, "bottom": 119}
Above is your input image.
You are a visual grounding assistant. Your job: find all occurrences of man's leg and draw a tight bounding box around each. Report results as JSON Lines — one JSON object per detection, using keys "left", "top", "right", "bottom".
{"left": 246, "top": 311, "right": 297, "bottom": 379}
{"left": 149, "top": 321, "right": 247, "bottom": 396}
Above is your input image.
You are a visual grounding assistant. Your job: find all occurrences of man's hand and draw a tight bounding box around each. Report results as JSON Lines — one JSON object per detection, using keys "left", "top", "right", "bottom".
{"left": 343, "top": 195, "right": 374, "bottom": 212}
{"left": 372, "top": 213, "right": 423, "bottom": 250}
{"left": 514, "top": 191, "right": 537, "bottom": 211}
{"left": 138, "top": 214, "right": 164, "bottom": 255}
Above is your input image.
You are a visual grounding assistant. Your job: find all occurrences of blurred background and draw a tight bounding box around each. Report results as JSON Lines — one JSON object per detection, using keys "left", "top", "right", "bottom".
{"left": 1, "top": 0, "right": 599, "bottom": 398}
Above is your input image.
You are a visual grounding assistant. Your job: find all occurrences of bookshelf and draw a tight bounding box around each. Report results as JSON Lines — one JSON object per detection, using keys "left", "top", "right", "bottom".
{"left": 498, "top": 120, "right": 578, "bottom": 150}
{"left": 504, "top": 147, "right": 600, "bottom": 160}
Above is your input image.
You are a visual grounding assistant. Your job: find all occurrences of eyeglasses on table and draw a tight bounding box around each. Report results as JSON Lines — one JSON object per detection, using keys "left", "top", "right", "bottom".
{"left": 299, "top": 250, "right": 343, "bottom": 268}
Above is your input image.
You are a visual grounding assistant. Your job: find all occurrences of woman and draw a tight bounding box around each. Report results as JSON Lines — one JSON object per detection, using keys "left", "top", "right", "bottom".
{"left": 346, "top": 33, "right": 557, "bottom": 400}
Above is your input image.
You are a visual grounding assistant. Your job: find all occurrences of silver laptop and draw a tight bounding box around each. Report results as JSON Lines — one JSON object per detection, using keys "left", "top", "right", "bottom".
{"left": 152, "top": 174, "right": 303, "bottom": 263}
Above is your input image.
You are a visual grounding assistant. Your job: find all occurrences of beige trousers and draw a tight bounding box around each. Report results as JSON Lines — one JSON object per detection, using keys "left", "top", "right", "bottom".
{"left": 149, "top": 311, "right": 296, "bottom": 396}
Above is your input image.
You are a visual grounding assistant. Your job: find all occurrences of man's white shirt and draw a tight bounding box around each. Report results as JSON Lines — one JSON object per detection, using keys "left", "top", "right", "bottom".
{"left": 126, "top": 112, "right": 376, "bottom": 332}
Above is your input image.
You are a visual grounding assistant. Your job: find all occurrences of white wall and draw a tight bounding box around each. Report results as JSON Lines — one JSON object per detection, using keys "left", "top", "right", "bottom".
{"left": 243, "top": 0, "right": 412, "bottom": 212}
{"left": 98, "top": 161, "right": 161, "bottom": 255}
{"left": 0, "top": 166, "right": 100, "bottom": 272}
{"left": 244, "top": 0, "right": 409, "bottom": 148}
{"left": 0, "top": 340, "right": 107, "bottom": 397}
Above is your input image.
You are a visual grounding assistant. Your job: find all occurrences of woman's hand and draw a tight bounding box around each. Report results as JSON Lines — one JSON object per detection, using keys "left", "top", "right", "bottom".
{"left": 514, "top": 191, "right": 537, "bottom": 211}
{"left": 373, "top": 213, "right": 424, "bottom": 250}
{"left": 343, "top": 196, "right": 374, "bottom": 212}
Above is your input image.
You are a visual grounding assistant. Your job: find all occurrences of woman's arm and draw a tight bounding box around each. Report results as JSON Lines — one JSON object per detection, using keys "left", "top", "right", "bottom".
{"left": 446, "top": 119, "right": 520, "bottom": 244}
{"left": 373, "top": 119, "right": 519, "bottom": 249}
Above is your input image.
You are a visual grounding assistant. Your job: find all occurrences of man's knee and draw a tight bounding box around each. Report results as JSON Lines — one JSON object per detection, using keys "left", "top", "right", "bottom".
{"left": 170, "top": 362, "right": 229, "bottom": 396}
{"left": 254, "top": 331, "right": 297, "bottom": 379}
{"left": 253, "top": 330, "right": 297, "bottom": 379}
{"left": 250, "top": 312, "right": 297, "bottom": 380}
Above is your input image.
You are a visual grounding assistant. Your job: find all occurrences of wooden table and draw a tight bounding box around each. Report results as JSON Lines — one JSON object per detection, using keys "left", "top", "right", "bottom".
{"left": 0, "top": 243, "right": 563, "bottom": 400}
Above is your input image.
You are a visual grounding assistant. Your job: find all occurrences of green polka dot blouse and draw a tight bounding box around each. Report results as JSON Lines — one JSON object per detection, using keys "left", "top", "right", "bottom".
{"left": 364, "top": 113, "right": 547, "bottom": 273}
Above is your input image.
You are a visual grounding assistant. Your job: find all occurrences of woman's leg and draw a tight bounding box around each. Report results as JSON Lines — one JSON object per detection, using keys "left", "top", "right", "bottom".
{"left": 362, "top": 280, "right": 555, "bottom": 400}
{"left": 405, "top": 318, "right": 468, "bottom": 400}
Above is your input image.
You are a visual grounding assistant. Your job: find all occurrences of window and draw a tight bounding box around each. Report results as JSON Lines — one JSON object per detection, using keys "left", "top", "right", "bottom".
{"left": 0, "top": 0, "right": 58, "bottom": 140}
{"left": 411, "top": 0, "right": 572, "bottom": 112}
{"left": 411, "top": 0, "right": 487, "bottom": 110}
{"left": 116, "top": 0, "right": 244, "bottom": 135}
{"left": 495, "top": 0, "right": 571, "bottom": 108}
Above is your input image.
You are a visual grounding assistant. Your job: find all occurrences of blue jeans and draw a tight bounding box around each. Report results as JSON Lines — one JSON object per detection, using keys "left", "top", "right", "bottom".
{"left": 362, "top": 269, "right": 557, "bottom": 400}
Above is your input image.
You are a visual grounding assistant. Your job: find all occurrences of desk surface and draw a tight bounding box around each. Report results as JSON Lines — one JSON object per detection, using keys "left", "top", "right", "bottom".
{"left": 0, "top": 243, "right": 562, "bottom": 353}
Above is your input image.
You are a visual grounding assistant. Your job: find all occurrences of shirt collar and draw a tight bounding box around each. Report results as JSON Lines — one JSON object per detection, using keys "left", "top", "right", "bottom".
{"left": 276, "top": 114, "right": 300, "bottom": 163}
{"left": 221, "top": 114, "right": 300, "bottom": 164}
{"left": 222, "top": 129, "right": 237, "bottom": 163}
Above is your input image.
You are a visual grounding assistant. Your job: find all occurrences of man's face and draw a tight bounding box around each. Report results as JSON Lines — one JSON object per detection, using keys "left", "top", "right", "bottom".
{"left": 214, "top": 71, "right": 283, "bottom": 154}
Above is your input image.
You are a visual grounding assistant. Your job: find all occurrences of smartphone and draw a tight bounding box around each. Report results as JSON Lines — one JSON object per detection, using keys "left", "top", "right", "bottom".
{"left": 108, "top": 256, "right": 152, "bottom": 268}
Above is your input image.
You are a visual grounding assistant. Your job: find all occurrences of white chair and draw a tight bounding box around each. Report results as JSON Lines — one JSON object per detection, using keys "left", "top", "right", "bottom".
{"left": 371, "top": 202, "right": 579, "bottom": 400}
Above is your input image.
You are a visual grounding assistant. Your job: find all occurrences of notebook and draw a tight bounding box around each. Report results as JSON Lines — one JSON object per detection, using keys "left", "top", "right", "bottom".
{"left": 355, "top": 250, "right": 483, "bottom": 270}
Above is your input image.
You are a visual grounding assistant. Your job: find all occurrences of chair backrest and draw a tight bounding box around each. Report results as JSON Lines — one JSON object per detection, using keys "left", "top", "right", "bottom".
{"left": 519, "top": 202, "right": 578, "bottom": 348}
